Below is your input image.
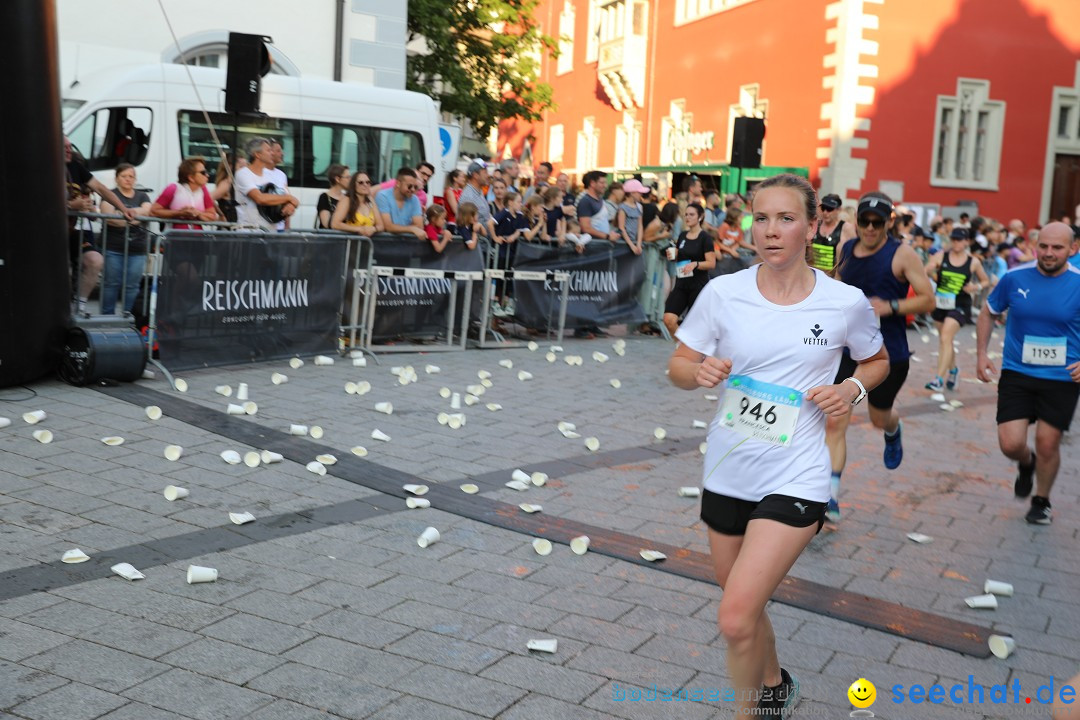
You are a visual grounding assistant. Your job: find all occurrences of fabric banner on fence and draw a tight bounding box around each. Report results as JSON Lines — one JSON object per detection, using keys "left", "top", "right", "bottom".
{"left": 156, "top": 232, "right": 347, "bottom": 370}
{"left": 370, "top": 237, "right": 484, "bottom": 339}
{"left": 511, "top": 242, "right": 646, "bottom": 329}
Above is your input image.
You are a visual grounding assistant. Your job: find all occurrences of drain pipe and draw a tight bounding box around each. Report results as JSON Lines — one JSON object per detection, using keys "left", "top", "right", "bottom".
{"left": 333, "top": 0, "right": 345, "bottom": 81}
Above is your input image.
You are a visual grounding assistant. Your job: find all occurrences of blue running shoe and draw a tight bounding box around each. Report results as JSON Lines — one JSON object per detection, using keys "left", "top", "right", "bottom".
{"left": 946, "top": 367, "right": 959, "bottom": 390}
{"left": 925, "top": 376, "right": 944, "bottom": 391}
{"left": 884, "top": 421, "right": 903, "bottom": 470}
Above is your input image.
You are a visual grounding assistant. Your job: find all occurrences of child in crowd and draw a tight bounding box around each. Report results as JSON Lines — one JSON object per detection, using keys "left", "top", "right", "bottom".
{"left": 523, "top": 195, "right": 550, "bottom": 242}
{"left": 561, "top": 217, "right": 589, "bottom": 254}
{"left": 424, "top": 205, "right": 453, "bottom": 253}
{"left": 492, "top": 192, "right": 528, "bottom": 315}
{"left": 455, "top": 202, "right": 482, "bottom": 251}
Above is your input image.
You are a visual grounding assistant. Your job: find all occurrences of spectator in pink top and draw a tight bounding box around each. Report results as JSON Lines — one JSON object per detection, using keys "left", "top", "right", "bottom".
{"left": 150, "top": 157, "right": 220, "bottom": 229}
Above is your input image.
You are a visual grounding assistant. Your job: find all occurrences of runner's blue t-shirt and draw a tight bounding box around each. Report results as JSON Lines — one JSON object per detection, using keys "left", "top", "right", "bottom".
{"left": 986, "top": 263, "right": 1080, "bottom": 381}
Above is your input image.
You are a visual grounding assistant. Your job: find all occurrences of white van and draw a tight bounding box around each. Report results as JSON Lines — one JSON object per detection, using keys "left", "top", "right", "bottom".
{"left": 62, "top": 64, "right": 444, "bottom": 229}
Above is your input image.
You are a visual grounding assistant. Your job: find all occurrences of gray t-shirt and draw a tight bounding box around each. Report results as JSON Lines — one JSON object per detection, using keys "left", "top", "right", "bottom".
{"left": 459, "top": 183, "right": 491, "bottom": 224}
{"left": 618, "top": 201, "right": 642, "bottom": 243}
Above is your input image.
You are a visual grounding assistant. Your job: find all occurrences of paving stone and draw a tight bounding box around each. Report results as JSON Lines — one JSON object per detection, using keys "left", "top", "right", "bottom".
{"left": 0, "top": 659, "right": 68, "bottom": 711}
{"left": 285, "top": 635, "right": 422, "bottom": 686}
{"left": 367, "top": 695, "right": 487, "bottom": 720}
{"left": 96, "top": 701, "right": 196, "bottom": 719}
{"left": 222, "top": 588, "right": 334, "bottom": 626}
{"left": 377, "top": 600, "right": 497, "bottom": 640}
{"left": 479, "top": 654, "right": 608, "bottom": 704}
{"left": 242, "top": 699, "right": 340, "bottom": 719}
{"left": 198, "top": 613, "right": 316, "bottom": 654}
{"left": 302, "top": 608, "right": 413, "bottom": 649}
{"left": 77, "top": 614, "right": 200, "bottom": 660}
{"left": 246, "top": 662, "right": 397, "bottom": 719}
{"left": 122, "top": 668, "right": 273, "bottom": 720}
{"left": 9, "top": 680, "right": 127, "bottom": 720}
{"left": 385, "top": 629, "right": 506, "bottom": 674}
{"left": 547, "top": 613, "right": 652, "bottom": 653}
{"left": 535, "top": 586, "right": 635, "bottom": 622}
{"left": 389, "top": 664, "right": 526, "bottom": 718}
{"left": 0, "top": 617, "right": 75, "bottom": 662}
{"left": 156, "top": 637, "right": 286, "bottom": 685}
{"left": 22, "top": 639, "right": 169, "bottom": 693}
{"left": 567, "top": 646, "right": 697, "bottom": 689}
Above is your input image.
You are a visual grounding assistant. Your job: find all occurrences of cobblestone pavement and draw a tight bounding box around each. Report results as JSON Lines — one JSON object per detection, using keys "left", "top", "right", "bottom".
{"left": 1, "top": 325, "right": 1077, "bottom": 719}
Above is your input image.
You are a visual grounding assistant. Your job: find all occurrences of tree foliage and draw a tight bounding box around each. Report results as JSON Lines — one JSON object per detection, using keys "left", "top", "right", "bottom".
{"left": 406, "top": 0, "right": 558, "bottom": 135}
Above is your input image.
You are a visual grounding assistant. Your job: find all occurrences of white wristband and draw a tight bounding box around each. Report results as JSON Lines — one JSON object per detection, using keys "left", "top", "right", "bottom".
{"left": 843, "top": 376, "right": 867, "bottom": 405}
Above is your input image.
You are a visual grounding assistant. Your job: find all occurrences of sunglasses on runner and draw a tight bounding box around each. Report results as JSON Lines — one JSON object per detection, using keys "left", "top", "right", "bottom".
{"left": 857, "top": 216, "right": 886, "bottom": 229}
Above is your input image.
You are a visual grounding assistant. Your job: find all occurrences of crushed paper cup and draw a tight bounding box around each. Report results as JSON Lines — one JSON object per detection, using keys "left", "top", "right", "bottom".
{"left": 306, "top": 461, "right": 327, "bottom": 476}
{"left": 614, "top": 346, "right": 626, "bottom": 357}
{"left": 546, "top": 352, "right": 557, "bottom": 363}
{"left": 563, "top": 430, "right": 581, "bottom": 439}
{"left": 460, "top": 483, "right": 479, "bottom": 494}
{"left": 111, "top": 562, "right": 145, "bottom": 581}
{"left": 964, "top": 593, "right": 998, "bottom": 610}
{"left": 531, "top": 472, "right": 548, "bottom": 487}
{"left": 486, "top": 403, "right": 503, "bottom": 411}
{"left": 229, "top": 511, "right": 256, "bottom": 525}
{"left": 236, "top": 383, "right": 249, "bottom": 401}
{"left": 226, "top": 403, "right": 246, "bottom": 415}
{"left": 447, "top": 414, "right": 465, "bottom": 429}
{"left": 939, "top": 403, "right": 956, "bottom": 412}
{"left": 610, "top": 379, "right": 622, "bottom": 389}
{"left": 142, "top": 369, "right": 155, "bottom": 379}
{"left": 221, "top": 450, "right": 242, "bottom": 465}
{"left": 403, "top": 484, "right": 429, "bottom": 496}
{"left": 314, "top": 355, "right": 334, "bottom": 366}
{"left": 186, "top": 565, "right": 218, "bottom": 584}
{"left": 519, "top": 503, "right": 542, "bottom": 513}
{"left": 480, "top": 378, "right": 493, "bottom": 389}
{"left": 613, "top": 338, "right": 626, "bottom": 350}
{"left": 528, "top": 341, "right": 539, "bottom": 351}
{"left": 930, "top": 392, "right": 946, "bottom": 402}
{"left": 498, "top": 359, "right": 514, "bottom": 369}
{"left": 988, "top": 634, "right": 1016, "bottom": 659}
{"left": 164, "top": 445, "right": 183, "bottom": 461}
{"left": 505, "top": 480, "right": 530, "bottom": 491}
{"left": 425, "top": 364, "right": 441, "bottom": 374}
{"left": 692, "top": 420, "right": 708, "bottom": 429}
{"left": 550, "top": 345, "right": 564, "bottom": 353}
{"left": 101, "top": 436, "right": 124, "bottom": 446}
{"left": 243, "top": 451, "right": 261, "bottom": 468}
{"left": 570, "top": 535, "right": 590, "bottom": 555}
{"left": 215, "top": 385, "right": 233, "bottom": 397}
{"left": 640, "top": 550, "right": 667, "bottom": 562}
{"left": 374, "top": 402, "right": 394, "bottom": 415}
{"left": 0, "top": 417, "right": 10, "bottom": 428}
{"left": 477, "top": 370, "right": 492, "bottom": 380}
{"left": 949, "top": 399, "right": 964, "bottom": 408}
{"left": 417, "top": 526, "right": 440, "bottom": 548}
{"left": 451, "top": 393, "right": 461, "bottom": 409}
{"left": 653, "top": 427, "right": 667, "bottom": 440}
{"left": 372, "top": 429, "right": 391, "bottom": 442}
{"left": 699, "top": 442, "right": 708, "bottom": 455}
{"left": 351, "top": 446, "right": 368, "bottom": 457}
{"left": 466, "top": 384, "right": 486, "bottom": 396}
{"left": 557, "top": 421, "right": 576, "bottom": 433}
{"left": 174, "top": 378, "right": 188, "bottom": 392}
{"left": 464, "top": 395, "right": 480, "bottom": 406}
{"left": 61, "top": 549, "right": 90, "bottom": 564}
{"left": 906, "top": 532, "right": 933, "bottom": 544}
{"left": 678, "top": 487, "right": 701, "bottom": 498}
{"left": 352, "top": 357, "right": 367, "bottom": 367}
{"left": 243, "top": 402, "right": 258, "bottom": 415}
{"left": 164, "top": 485, "right": 188, "bottom": 501}
{"left": 592, "top": 351, "right": 609, "bottom": 363}
{"left": 345, "top": 382, "right": 358, "bottom": 395}
{"left": 406, "top": 497, "right": 431, "bottom": 509}
{"left": 316, "top": 454, "right": 337, "bottom": 465}
{"left": 271, "top": 373, "right": 288, "bottom": 385}
{"left": 32, "top": 429, "right": 53, "bottom": 444}
{"left": 309, "top": 426, "right": 324, "bottom": 439}
{"left": 355, "top": 381, "right": 371, "bottom": 395}
{"left": 261, "top": 450, "right": 283, "bottom": 464}
{"left": 584, "top": 437, "right": 600, "bottom": 452}
{"left": 511, "top": 469, "right": 531, "bottom": 484}
{"left": 532, "top": 539, "right": 553, "bottom": 556}
{"left": 517, "top": 371, "right": 533, "bottom": 381}
{"left": 704, "top": 394, "right": 718, "bottom": 401}
{"left": 437, "top": 412, "right": 450, "bottom": 425}
{"left": 289, "top": 357, "right": 305, "bottom": 369}
{"left": 527, "top": 638, "right": 558, "bottom": 653}
{"left": 145, "top": 405, "right": 162, "bottom": 420}
{"left": 23, "top": 410, "right": 46, "bottom": 424}
{"left": 984, "top": 580, "right": 1014, "bottom": 597}
{"left": 390, "top": 365, "right": 405, "bottom": 376}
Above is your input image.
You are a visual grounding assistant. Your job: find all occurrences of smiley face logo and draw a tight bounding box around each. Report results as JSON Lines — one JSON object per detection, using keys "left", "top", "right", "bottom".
{"left": 848, "top": 678, "right": 877, "bottom": 708}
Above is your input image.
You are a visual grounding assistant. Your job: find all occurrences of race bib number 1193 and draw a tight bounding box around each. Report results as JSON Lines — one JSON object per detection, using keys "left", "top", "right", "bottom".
{"left": 718, "top": 375, "right": 803, "bottom": 447}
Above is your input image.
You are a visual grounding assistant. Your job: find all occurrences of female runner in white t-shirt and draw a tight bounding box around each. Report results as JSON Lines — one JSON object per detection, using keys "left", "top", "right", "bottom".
{"left": 668, "top": 173, "right": 889, "bottom": 717}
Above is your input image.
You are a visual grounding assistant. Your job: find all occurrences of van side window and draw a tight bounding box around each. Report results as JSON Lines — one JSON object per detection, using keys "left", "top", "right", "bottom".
{"left": 68, "top": 107, "right": 153, "bottom": 171}
{"left": 307, "top": 122, "right": 424, "bottom": 187}
{"left": 178, "top": 110, "right": 297, "bottom": 182}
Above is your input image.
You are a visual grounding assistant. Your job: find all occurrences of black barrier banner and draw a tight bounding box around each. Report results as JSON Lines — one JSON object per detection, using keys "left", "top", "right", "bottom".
{"left": 156, "top": 232, "right": 347, "bottom": 370}
{"left": 370, "top": 237, "right": 484, "bottom": 339}
{"left": 511, "top": 242, "right": 646, "bottom": 329}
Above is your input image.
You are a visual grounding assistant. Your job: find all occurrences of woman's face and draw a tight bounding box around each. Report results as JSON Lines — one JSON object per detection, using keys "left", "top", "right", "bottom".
{"left": 190, "top": 164, "right": 209, "bottom": 186}
{"left": 684, "top": 206, "right": 701, "bottom": 228}
{"left": 354, "top": 174, "right": 371, "bottom": 197}
{"left": 494, "top": 180, "right": 507, "bottom": 200}
{"left": 116, "top": 168, "right": 136, "bottom": 191}
{"left": 453, "top": 172, "right": 466, "bottom": 188}
{"left": 336, "top": 170, "right": 352, "bottom": 190}
{"left": 751, "top": 186, "right": 814, "bottom": 270}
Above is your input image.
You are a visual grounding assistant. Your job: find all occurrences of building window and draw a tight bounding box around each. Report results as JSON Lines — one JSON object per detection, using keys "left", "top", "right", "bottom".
{"left": 930, "top": 78, "right": 1004, "bottom": 190}
{"left": 614, "top": 113, "right": 641, "bottom": 170}
{"left": 577, "top": 117, "right": 599, "bottom": 171}
{"left": 585, "top": 0, "right": 600, "bottom": 64}
{"left": 550, "top": 124, "right": 565, "bottom": 163}
{"left": 675, "top": 0, "right": 762, "bottom": 26}
{"left": 558, "top": 2, "right": 575, "bottom": 76}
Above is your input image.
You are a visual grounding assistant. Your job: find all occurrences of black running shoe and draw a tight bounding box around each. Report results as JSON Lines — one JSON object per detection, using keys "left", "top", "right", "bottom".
{"left": 1014, "top": 452, "right": 1035, "bottom": 498}
{"left": 758, "top": 668, "right": 800, "bottom": 718}
{"left": 1025, "top": 496, "right": 1052, "bottom": 525}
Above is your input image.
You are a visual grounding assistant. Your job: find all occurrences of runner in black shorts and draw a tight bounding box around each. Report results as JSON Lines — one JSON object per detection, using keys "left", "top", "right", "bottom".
{"left": 825, "top": 192, "right": 934, "bottom": 521}
{"left": 977, "top": 222, "right": 1080, "bottom": 524}
{"left": 662, "top": 203, "right": 715, "bottom": 338}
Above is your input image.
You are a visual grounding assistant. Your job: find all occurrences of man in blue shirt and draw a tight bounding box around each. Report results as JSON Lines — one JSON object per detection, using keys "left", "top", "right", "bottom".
{"left": 976, "top": 222, "right": 1080, "bottom": 524}
{"left": 375, "top": 167, "right": 425, "bottom": 239}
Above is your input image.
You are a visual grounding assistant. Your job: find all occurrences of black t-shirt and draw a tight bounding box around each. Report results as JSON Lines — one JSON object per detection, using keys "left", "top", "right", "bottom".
{"left": 675, "top": 230, "right": 710, "bottom": 284}
{"left": 66, "top": 159, "right": 94, "bottom": 231}
{"left": 544, "top": 205, "right": 564, "bottom": 237}
{"left": 316, "top": 193, "right": 338, "bottom": 229}
{"left": 107, "top": 189, "right": 152, "bottom": 254}
{"left": 641, "top": 202, "right": 659, "bottom": 232}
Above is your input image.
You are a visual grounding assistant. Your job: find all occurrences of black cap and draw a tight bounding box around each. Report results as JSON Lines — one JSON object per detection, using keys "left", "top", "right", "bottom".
{"left": 857, "top": 196, "right": 893, "bottom": 221}
{"left": 950, "top": 227, "right": 970, "bottom": 241}
{"left": 820, "top": 193, "right": 843, "bottom": 210}
{"left": 911, "top": 225, "right": 927, "bottom": 238}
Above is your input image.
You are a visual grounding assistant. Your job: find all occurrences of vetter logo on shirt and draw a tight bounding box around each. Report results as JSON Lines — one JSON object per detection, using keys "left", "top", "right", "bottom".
{"left": 804, "top": 324, "right": 828, "bottom": 346}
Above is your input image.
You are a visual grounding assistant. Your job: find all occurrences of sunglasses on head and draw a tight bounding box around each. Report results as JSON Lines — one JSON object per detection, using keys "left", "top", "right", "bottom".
{"left": 857, "top": 216, "right": 886, "bottom": 229}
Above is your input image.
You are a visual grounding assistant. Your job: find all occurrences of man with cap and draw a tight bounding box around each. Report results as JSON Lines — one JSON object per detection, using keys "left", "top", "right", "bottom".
{"left": 976, "top": 222, "right": 1080, "bottom": 524}
{"left": 459, "top": 159, "right": 498, "bottom": 240}
{"left": 809, "top": 193, "right": 856, "bottom": 272}
{"left": 825, "top": 191, "right": 935, "bottom": 521}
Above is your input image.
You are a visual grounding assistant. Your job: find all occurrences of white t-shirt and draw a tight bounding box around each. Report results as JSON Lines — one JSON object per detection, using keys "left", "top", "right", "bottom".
{"left": 676, "top": 265, "right": 882, "bottom": 503}
{"left": 234, "top": 166, "right": 285, "bottom": 231}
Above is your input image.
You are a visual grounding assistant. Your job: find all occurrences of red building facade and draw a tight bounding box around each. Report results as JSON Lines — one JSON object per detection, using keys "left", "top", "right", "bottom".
{"left": 498, "top": 0, "right": 1080, "bottom": 225}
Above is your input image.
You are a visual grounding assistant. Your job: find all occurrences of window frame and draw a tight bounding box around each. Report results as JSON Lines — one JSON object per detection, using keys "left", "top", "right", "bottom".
{"left": 929, "top": 78, "right": 1006, "bottom": 191}
{"left": 68, "top": 106, "right": 154, "bottom": 171}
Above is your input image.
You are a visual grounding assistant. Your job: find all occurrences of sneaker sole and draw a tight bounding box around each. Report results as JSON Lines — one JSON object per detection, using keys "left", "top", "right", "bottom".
{"left": 781, "top": 675, "right": 801, "bottom": 719}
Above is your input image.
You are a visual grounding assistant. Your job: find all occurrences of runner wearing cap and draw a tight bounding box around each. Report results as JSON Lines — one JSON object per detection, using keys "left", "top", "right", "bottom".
{"left": 976, "top": 222, "right": 1080, "bottom": 524}
{"left": 925, "top": 227, "right": 992, "bottom": 392}
{"left": 670, "top": 173, "right": 888, "bottom": 717}
{"left": 824, "top": 192, "right": 935, "bottom": 521}
{"left": 809, "top": 193, "right": 856, "bottom": 272}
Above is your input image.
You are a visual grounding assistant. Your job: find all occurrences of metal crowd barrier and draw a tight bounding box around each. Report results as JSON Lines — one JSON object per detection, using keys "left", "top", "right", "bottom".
{"left": 476, "top": 265, "right": 570, "bottom": 348}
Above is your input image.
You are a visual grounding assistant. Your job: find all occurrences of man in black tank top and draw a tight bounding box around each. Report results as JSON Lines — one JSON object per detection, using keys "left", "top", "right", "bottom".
{"left": 810, "top": 194, "right": 856, "bottom": 272}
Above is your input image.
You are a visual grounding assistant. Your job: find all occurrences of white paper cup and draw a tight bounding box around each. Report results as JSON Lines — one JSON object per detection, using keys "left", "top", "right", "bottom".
{"left": 417, "top": 526, "right": 441, "bottom": 548}
{"left": 557, "top": 421, "right": 576, "bottom": 433}
{"left": 243, "top": 451, "right": 261, "bottom": 468}
{"left": 699, "top": 441, "right": 708, "bottom": 455}
{"left": 226, "top": 403, "right": 245, "bottom": 415}
{"left": 692, "top": 420, "right": 708, "bottom": 429}
{"left": 640, "top": 550, "right": 667, "bottom": 562}
{"left": 243, "top": 402, "right": 257, "bottom": 415}
{"left": 371, "top": 429, "right": 391, "bottom": 442}
{"left": 271, "top": 372, "right": 288, "bottom": 385}
{"left": 111, "top": 562, "right": 145, "bottom": 580}
{"left": 666, "top": 246, "right": 678, "bottom": 260}
{"left": 988, "top": 634, "right": 1016, "bottom": 659}
{"left": 653, "top": 427, "right": 667, "bottom": 440}
{"left": 906, "top": 532, "right": 933, "bottom": 543}
{"left": 261, "top": 450, "right": 283, "bottom": 464}
{"left": 527, "top": 341, "right": 539, "bottom": 351}
{"left": 32, "top": 429, "right": 53, "bottom": 444}
{"left": 403, "top": 484, "right": 429, "bottom": 496}
{"left": 532, "top": 538, "right": 553, "bottom": 556}
{"left": 546, "top": 352, "right": 557, "bottom": 363}
{"left": 964, "top": 593, "right": 998, "bottom": 609}
{"left": 464, "top": 394, "right": 479, "bottom": 406}
{"left": 478, "top": 370, "right": 492, "bottom": 380}
{"left": 984, "top": 580, "right": 1014, "bottom": 597}
{"left": 486, "top": 403, "right": 502, "bottom": 411}
{"left": 439, "top": 387, "right": 452, "bottom": 398}
{"left": 345, "top": 382, "right": 358, "bottom": 395}
{"left": 289, "top": 357, "right": 304, "bottom": 369}
{"left": 592, "top": 351, "right": 609, "bottom": 363}
{"left": 174, "top": 378, "right": 188, "bottom": 392}
{"left": 375, "top": 402, "right": 394, "bottom": 415}
{"left": 0, "top": 417, "right": 9, "bottom": 428}
{"left": 505, "top": 480, "right": 530, "bottom": 491}
{"left": 316, "top": 454, "right": 337, "bottom": 465}
{"left": 447, "top": 415, "right": 463, "bottom": 430}
{"left": 406, "top": 497, "right": 431, "bottom": 509}
{"left": 350, "top": 353, "right": 366, "bottom": 366}
{"left": 520, "top": 503, "right": 542, "bottom": 513}
{"left": 229, "top": 511, "right": 256, "bottom": 525}
{"left": 518, "top": 371, "right": 533, "bottom": 381}
{"left": 306, "top": 461, "right": 326, "bottom": 476}
{"left": 499, "top": 359, "right": 514, "bottom": 369}
{"left": 351, "top": 446, "right": 368, "bottom": 457}
{"left": 309, "top": 426, "right": 324, "bottom": 439}
{"left": 531, "top": 472, "right": 548, "bottom": 487}
{"left": 145, "top": 405, "right": 162, "bottom": 420}
{"left": 425, "top": 364, "right": 441, "bottom": 374}
{"left": 186, "top": 565, "right": 218, "bottom": 584}
{"left": 314, "top": 355, "right": 334, "bottom": 366}
{"left": 466, "top": 384, "right": 486, "bottom": 396}
{"left": 585, "top": 437, "right": 600, "bottom": 452}
{"left": 451, "top": 393, "right": 461, "bottom": 410}
{"left": 678, "top": 486, "right": 701, "bottom": 498}
{"left": 164, "top": 445, "right": 183, "bottom": 461}
{"left": 23, "top": 410, "right": 46, "bottom": 424}
{"left": 101, "top": 436, "right": 125, "bottom": 446}
{"left": 215, "top": 384, "right": 232, "bottom": 397}
{"left": 511, "top": 469, "right": 531, "bottom": 483}
{"left": 235, "top": 383, "right": 248, "bottom": 401}
{"left": 610, "top": 379, "right": 622, "bottom": 388}
{"left": 527, "top": 638, "right": 558, "bottom": 653}
{"left": 62, "top": 548, "right": 90, "bottom": 563}
{"left": 164, "top": 485, "right": 189, "bottom": 501}
{"left": 550, "top": 345, "right": 563, "bottom": 352}
{"left": 570, "top": 535, "right": 590, "bottom": 555}
{"left": 437, "top": 412, "right": 450, "bottom": 425}
{"left": 355, "top": 381, "right": 371, "bottom": 395}
{"left": 220, "top": 450, "right": 242, "bottom": 464}
{"left": 460, "top": 483, "right": 479, "bottom": 494}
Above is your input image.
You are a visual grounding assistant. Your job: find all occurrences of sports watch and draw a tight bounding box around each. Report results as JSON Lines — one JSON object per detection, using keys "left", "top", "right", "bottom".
{"left": 844, "top": 376, "right": 868, "bottom": 406}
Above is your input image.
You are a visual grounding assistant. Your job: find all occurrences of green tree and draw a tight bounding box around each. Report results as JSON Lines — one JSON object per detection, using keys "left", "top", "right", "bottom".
{"left": 406, "top": 0, "right": 558, "bottom": 136}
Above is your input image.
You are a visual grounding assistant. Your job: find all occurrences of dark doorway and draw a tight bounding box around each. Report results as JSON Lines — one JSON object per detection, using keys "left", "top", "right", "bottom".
{"left": 1050, "top": 153, "right": 1080, "bottom": 222}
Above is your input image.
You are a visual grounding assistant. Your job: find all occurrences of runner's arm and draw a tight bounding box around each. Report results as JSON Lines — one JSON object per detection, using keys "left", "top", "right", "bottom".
{"left": 895, "top": 244, "right": 935, "bottom": 314}
{"left": 668, "top": 343, "right": 733, "bottom": 390}
{"left": 807, "top": 346, "right": 889, "bottom": 417}
{"left": 975, "top": 299, "right": 999, "bottom": 382}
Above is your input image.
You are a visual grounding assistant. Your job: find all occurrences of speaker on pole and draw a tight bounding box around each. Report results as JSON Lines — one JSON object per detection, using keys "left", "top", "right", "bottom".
{"left": 731, "top": 117, "right": 765, "bottom": 169}
{"left": 225, "top": 32, "right": 272, "bottom": 114}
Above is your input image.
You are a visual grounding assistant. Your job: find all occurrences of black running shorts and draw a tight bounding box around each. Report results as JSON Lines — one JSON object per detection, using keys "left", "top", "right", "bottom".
{"left": 665, "top": 278, "right": 707, "bottom": 318}
{"left": 931, "top": 307, "right": 970, "bottom": 326}
{"left": 700, "top": 490, "right": 826, "bottom": 536}
{"left": 996, "top": 369, "right": 1080, "bottom": 432}
{"left": 833, "top": 355, "right": 910, "bottom": 411}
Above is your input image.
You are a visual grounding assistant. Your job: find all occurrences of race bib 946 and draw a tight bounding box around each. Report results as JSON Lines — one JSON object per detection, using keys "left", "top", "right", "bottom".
{"left": 718, "top": 375, "right": 803, "bottom": 447}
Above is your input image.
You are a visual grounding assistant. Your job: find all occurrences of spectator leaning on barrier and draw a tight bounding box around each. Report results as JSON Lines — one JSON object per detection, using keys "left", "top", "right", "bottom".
{"left": 454, "top": 202, "right": 482, "bottom": 251}
{"left": 556, "top": 173, "right": 577, "bottom": 217}
{"left": 375, "top": 167, "right": 426, "bottom": 240}
{"left": 424, "top": 205, "right": 453, "bottom": 253}
{"left": 233, "top": 137, "right": 300, "bottom": 231}
{"left": 99, "top": 163, "right": 151, "bottom": 317}
{"left": 489, "top": 176, "right": 509, "bottom": 217}
{"left": 377, "top": 162, "right": 433, "bottom": 209}
{"left": 150, "top": 157, "right": 219, "bottom": 231}
{"left": 211, "top": 153, "right": 245, "bottom": 223}
{"left": 617, "top": 178, "right": 647, "bottom": 256}
{"left": 542, "top": 186, "right": 567, "bottom": 242}
{"left": 317, "top": 163, "right": 350, "bottom": 230}
{"left": 459, "top": 160, "right": 498, "bottom": 240}
{"left": 267, "top": 139, "right": 291, "bottom": 229}
{"left": 433, "top": 169, "right": 465, "bottom": 228}
{"left": 330, "top": 170, "right": 384, "bottom": 237}
{"left": 577, "top": 171, "right": 619, "bottom": 243}
{"left": 524, "top": 161, "right": 553, "bottom": 201}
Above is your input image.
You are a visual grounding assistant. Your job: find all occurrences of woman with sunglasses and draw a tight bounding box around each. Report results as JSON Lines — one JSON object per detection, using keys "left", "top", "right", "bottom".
{"left": 317, "top": 164, "right": 351, "bottom": 229}
{"left": 150, "top": 156, "right": 220, "bottom": 230}
{"left": 331, "top": 172, "right": 385, "bottom": 237}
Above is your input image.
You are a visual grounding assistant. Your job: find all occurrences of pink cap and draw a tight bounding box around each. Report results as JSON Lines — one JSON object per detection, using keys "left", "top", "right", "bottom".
{"left": 622, "top": 179, "right": 649, "bottom": 195}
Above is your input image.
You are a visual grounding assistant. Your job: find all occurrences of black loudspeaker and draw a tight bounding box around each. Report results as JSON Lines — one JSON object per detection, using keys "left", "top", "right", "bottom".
{"left": 60, "top": 327, "right": 147, "bottom": 386}
{"left": 731, "top": 117, "right": 765, "bottom": 169}
{"left": 225, "top": 33, "right": 272, "bottom": 114}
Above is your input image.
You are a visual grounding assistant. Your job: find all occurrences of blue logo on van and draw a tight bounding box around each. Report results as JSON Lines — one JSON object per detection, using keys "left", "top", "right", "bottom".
{"left": 439, "top": 127, "right": 452, "bottom": 158}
